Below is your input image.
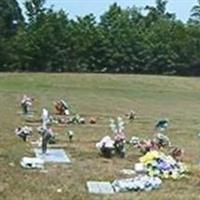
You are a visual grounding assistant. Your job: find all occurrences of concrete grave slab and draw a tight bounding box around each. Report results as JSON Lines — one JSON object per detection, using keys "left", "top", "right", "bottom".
{"left": 87, "top": 181, "right": 114, "bottom": 194}
{"left": 34, "top": 149, "right": 71, "bottom": 163}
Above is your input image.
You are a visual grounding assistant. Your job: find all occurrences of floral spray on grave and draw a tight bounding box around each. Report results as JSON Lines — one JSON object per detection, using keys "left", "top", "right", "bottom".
{"left": 109, "top": 117, "right": 126, "bottom": 158}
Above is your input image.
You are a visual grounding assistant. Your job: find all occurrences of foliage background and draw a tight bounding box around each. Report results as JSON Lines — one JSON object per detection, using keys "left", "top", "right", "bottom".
{"left": 1, "top": 0, "right": 200, "bottom": 75}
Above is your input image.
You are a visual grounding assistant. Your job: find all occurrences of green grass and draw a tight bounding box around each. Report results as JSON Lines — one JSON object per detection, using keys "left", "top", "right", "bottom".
{"left": 1, "top": 73, "right": 200, "bottom": 200}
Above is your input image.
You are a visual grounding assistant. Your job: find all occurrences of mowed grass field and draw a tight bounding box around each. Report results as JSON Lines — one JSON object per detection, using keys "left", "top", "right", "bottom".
{"left": 1, "top": 73, "right": 200, "bottom": 200}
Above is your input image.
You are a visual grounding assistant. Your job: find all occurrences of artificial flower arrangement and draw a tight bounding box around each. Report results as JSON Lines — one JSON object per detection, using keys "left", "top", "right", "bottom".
{"left": 109, "top": 117, "right": 126, "bottom": 141}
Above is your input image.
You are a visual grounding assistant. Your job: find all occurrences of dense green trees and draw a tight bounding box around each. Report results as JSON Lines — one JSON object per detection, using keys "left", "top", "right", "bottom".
{"left": 0, "top": 0, "right": 24, "bottom": 37}
{"left": 0, "top": 0, "right": 200, "bottom": 75}
{"left": 0, "top": 0, "right": 24, "bottom": 71}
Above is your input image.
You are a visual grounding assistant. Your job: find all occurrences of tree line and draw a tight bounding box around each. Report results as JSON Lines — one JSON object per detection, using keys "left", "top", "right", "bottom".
{"left": 1, "top": 0, "right": 200, "bottom": 75}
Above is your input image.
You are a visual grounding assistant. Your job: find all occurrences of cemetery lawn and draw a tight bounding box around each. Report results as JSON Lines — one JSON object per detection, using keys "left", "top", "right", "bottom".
{"left": 1, "top": 73, "right": 200, "bottom": 200}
